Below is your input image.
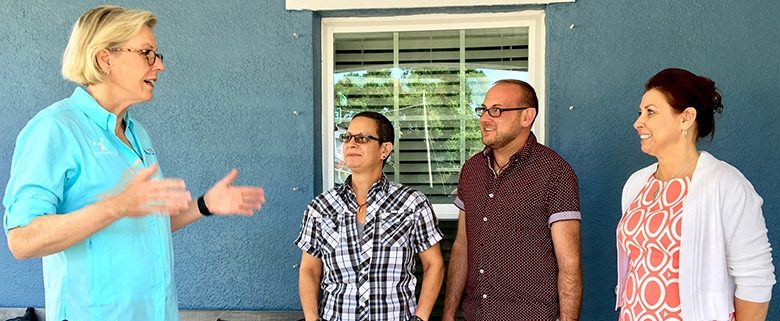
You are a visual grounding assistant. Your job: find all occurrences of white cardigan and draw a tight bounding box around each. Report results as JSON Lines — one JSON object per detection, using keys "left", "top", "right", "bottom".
{"left": 616, "top": 151, "right": 775, "bottom": 320}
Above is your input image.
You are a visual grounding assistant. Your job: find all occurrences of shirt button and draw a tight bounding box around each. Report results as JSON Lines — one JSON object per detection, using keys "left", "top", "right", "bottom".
{"left": 482, "top": 294, "right": 488, "bottom": 299}
{"left": 482, "top": 217, "right": 488, "bottom": 222}
{"left": 488, "top": 193, "right": 494, "bottom": 198}
{"left": 479, "top": 269, "right": 484, "bottom": 274}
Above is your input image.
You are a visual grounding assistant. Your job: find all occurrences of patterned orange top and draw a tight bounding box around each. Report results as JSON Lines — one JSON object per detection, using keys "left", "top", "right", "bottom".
{"left": 618, "top": 175, "right": 689, "bottom": 321}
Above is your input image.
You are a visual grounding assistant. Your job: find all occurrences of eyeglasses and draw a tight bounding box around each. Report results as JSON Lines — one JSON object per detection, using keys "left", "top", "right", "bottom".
{"left": 339, "top": 133, "right": 381, "bottom": 144}
{"left": 475, "top": 106, "right": 533, "bottom": 118}
{"left": 109, "top": 48, "right": 163, "bottom": 65}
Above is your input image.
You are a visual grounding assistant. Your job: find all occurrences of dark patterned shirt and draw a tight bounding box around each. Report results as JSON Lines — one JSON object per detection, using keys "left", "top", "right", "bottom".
{"left": 296, "top": 175, "right": 444, "bottom": 321}
{"left": 454, "top": 133, "right": 581, "bottom": 321}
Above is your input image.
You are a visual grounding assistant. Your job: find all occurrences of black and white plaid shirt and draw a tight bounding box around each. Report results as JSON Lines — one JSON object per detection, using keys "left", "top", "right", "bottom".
{"left": 295, "top": 175, "right": 443, "bottom": 321}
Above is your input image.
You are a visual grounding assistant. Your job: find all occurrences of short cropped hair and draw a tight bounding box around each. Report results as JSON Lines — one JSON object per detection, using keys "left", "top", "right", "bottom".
{"left": 493, "top": 79, "right": 539, "bottom": 123}
{"left": 493, "top": 79, "right": 539, "bottom": 109}
{"left": 352, "top": 111, "right": 394, "bottom": 167}
{"left": 62, "top": 5, "right": 157, "bottom": 86}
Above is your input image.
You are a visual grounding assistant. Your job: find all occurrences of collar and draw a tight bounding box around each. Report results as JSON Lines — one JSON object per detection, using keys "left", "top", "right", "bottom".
{"left": 338, "top": 174, "right": 391, "bottom": 201}
{"left": 482, "top": 131, "right": 538, "bottom": 168}
{"left": 70, "top": 87, "right": 135, "bottom": 132}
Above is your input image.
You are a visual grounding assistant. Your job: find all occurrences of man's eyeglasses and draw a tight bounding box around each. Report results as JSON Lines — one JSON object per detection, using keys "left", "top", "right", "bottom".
{"left": 339, "top": 133, "right": 381, "bottom": 144}
{"left": 475, "top": 106, "right": 533, "bottom": 118}
{"left": 109, "top": 48, "right": 163, "bottom": 65}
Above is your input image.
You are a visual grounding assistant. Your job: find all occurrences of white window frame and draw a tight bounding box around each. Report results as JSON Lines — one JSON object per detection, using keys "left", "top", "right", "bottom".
{"left": 288, "top": 0, "right": 572, "bottom": 10}
{"left": 321, "top": 11, "right": 547, "bottom": 220}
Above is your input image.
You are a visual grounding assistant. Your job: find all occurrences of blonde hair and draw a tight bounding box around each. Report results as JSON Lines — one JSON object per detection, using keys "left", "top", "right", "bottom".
{"left": 61, "top": 5, "right": 157, "bottom": 86}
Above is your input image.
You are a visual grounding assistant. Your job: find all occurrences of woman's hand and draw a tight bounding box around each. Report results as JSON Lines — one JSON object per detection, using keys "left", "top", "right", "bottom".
{"left": 202, "top": 169, "right": 265, "bottom": 216}
{"left": 109, "top": 164, "right": 192, "bottom": 218}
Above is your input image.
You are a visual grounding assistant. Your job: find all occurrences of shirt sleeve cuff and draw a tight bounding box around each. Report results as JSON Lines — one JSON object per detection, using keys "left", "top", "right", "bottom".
{"left": 453, "top": 196, "right": 465, "bottom": 211}
{"left": 548, "top": 211, "right": 581, "bottom": 226}
{"left": 294, "top": 239, "right": 321, "bottom": 258}
{"left": 415, "top": 232, "right": 444, "bottom": 253}
{"left": 736, "top": 284, "right": 773, "bottom": 303}
{"left": 3, "top": 199, "right": 55, "bottom": 234}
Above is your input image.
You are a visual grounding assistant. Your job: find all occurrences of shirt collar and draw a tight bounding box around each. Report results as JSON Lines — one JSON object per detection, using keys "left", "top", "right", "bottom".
{"left": 338, "top": 174, "right": 391, "bottom": 200}
{"left": 70, "top": 87, "right": 134, "bottom": 132}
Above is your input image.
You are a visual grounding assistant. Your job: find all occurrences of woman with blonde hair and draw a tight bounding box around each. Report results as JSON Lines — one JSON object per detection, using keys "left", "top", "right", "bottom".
{"left": 616, "top": 68, "right": 775, "bottom": 321}
{"left": 3, "top": 5, "right": 265, "bottom": 321}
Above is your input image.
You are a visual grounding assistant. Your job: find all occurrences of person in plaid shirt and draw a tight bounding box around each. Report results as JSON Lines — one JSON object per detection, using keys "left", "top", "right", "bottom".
{"left": 296, "top": 111, "right": 444, "bottom": 321}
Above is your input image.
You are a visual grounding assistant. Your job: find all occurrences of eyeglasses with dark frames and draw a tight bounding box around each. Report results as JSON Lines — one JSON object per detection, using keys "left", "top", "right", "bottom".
{"left": 474, "top": 106, "right": 533, "bottom": 118}
{"left": 339, "top": 132, "right": 381, "bottom": 144}
{"left": 109, "top": 48, "right": 163, "bottom": 66}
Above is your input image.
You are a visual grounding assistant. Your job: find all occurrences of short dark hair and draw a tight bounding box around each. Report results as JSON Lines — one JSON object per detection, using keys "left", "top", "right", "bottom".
{"left": 352, "top": 111, "right": 394, "bottom": 166}
{"left": 494, "top": 79, "right": 539, "bottom": 109}
{"left": 645, "top": 68, "right": 724, "bottom": 140}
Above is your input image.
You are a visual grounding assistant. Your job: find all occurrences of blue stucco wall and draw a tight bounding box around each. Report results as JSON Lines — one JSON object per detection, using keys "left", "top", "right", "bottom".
{"left": 2, "top": 0, "right": 779, "bottom": 319}
{"left": 546, "top": 1, "right": 780, "bottom": 319}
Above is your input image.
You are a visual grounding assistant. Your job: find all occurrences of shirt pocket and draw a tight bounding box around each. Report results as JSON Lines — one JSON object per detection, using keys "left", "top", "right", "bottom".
{"left": 379, "top": 210, "right": 415, "bottom": 248}
{"left": 317, "top": 217, "right": 342, "bottom": 254}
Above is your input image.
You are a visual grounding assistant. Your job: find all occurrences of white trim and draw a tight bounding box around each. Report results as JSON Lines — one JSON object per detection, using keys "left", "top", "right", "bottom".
{"left": 288, "top": 0, "right": 573, "bottom": 11}
{"left": 530, "top": 11, "right": 547, "bottom": 144}
{"left": 322, "top": 28, "right": 336, "bottom": 194}
{"left": 321, "top": 11, "right": 547, "bottom": 220}
{"left": 433, "top": 203, "right": 460, "bottom": 220}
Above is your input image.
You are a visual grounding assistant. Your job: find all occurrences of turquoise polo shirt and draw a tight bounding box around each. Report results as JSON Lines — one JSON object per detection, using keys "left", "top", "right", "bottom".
{"left": 3, "top": 87, "right": 179, "bottom": 321}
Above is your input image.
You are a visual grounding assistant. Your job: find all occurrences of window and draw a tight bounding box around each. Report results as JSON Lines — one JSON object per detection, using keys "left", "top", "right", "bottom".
{"left": 322, "top": 11, "right": 546, "bottom": 219}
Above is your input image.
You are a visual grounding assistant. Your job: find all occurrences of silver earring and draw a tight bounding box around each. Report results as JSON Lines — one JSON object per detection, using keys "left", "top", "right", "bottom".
{"left": 683, "top": 129, "right": 688, "bottom": 137}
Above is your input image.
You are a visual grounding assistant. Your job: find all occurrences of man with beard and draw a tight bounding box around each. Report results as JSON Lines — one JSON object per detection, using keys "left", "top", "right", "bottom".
{"left": 442, "top": 80, "right": 582, "bottom": 321}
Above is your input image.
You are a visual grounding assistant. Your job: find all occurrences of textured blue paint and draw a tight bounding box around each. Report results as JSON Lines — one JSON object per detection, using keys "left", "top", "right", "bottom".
{"left": 2, "top": 0, "right": 779, "bottom": 318}
{"left": 546, "top": 1, "right": 780, "bottom": 319}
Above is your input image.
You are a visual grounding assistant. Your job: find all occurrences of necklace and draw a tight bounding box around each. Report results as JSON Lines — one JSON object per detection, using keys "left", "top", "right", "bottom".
{"left": 493, "top": 159, "right": 510, "bottom": 175}
{"left": 653, "top": 155, "right": 695, "bottom": 201}
{"left": 356, "top": 200, "right": 367, "bottom": 211}
{"left": 355, "top": 200, "right": 368, "bottom": 224}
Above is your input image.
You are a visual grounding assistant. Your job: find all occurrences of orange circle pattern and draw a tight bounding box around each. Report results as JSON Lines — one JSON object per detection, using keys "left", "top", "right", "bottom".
{"left": 618, "top": 175, "right": 689, "bottom": 321}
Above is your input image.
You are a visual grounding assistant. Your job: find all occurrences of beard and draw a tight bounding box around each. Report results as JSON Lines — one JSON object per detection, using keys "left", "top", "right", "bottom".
{"left": 482, "top": 129, "right": 518, "bottom": 150}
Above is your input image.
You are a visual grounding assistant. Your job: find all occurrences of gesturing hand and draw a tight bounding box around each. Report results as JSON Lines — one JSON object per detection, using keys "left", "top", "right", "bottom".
{"left": 202, "top": 169, "right": 265, "bottom": 216}
{"left": 110, "top": 164, "right": 192, "bottom": 218}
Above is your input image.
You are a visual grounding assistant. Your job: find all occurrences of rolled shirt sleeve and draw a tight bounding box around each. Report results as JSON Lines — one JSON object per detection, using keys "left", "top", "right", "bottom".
{"left": 295, "top": 203, "right": 323, "bottom": 258}
{"left": 546, "top": 161, "right": 581, "bottom": 226}
{"left": 3, "top": 116, "right": 76, "bottom": 233}
{"left": 411, "top": 194, "right": 443, "bottom": 253}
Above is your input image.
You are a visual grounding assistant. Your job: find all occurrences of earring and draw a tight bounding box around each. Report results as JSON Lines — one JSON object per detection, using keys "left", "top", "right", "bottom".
{"left": 682, "top": 129, "right": 688, "bottom": 137}
{"left": 105, "top": 70, "right": 111, "bottom": 76}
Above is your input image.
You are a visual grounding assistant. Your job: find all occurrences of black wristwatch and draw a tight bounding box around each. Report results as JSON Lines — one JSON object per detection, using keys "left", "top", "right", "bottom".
{"left": 410, "top": 315, "right": 424, "bottom": 321}
{"left": 197, "top": 195, "right": 213, "bottom": 216}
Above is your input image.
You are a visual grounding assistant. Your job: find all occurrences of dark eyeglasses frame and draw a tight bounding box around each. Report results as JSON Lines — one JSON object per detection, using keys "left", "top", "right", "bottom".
{"left": 339, "top": 132, "right": 381, "bottom": 144}
{"left": 109, "top": 48, "right": 163, "bottom": 66}
{"left": 475, "top": 106, "right": 533, "bottom": 118}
